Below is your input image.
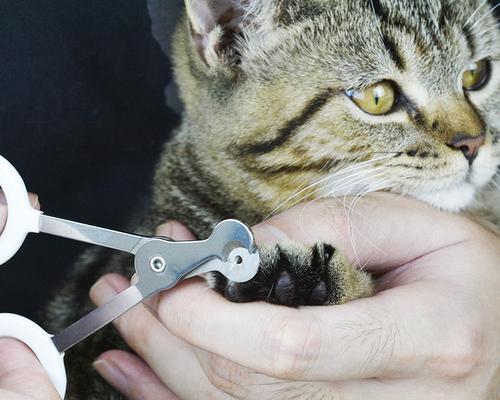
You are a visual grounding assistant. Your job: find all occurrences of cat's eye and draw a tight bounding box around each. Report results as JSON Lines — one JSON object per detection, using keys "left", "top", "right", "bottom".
{"left": 462, "top": 60, "right": 490, "bottom": 91}
{"left": 346, "top": 81, "right": 396, "bottom": 115}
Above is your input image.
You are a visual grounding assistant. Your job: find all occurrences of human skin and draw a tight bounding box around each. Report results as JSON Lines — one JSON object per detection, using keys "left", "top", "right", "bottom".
{"left": 0, "top": 193, "right": 62, "bottom": 400}
{"left": 90, "top": 193, "right": 500, "bottom": 400}
{"left": 0, "top": 193, "right": 498, "bottom": 399}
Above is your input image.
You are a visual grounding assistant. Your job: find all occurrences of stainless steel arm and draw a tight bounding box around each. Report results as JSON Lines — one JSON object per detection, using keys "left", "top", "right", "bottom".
{"left": 51, "top": 285, "right": 144, "bottom": 353}
{"left": 39, "top": 215, "right": 145, "bottom": 254}
{"left": 49, "top": 219, "right": 259, "bottom": 354}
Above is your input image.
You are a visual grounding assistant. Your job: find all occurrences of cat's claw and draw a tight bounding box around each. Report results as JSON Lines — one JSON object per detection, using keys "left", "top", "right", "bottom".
{"left": 274, "top": 271, "right": 296, "bottom": 305}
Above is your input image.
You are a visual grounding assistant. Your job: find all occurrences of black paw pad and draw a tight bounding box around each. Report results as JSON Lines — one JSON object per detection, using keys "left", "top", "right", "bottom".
{"left": 274, "top": 271, "right": 296, "bottom": 305}
{"left": 308, "top": 281, "right": 328, "bottom": 305}
{"left": 224, "top": 281, "right": 256, "bottom": 303}
{"left": 214, "top": 243, "right": 343, "bottom": 307}
{"left": 224, "top": 281, "right": 242, "bottom": 302}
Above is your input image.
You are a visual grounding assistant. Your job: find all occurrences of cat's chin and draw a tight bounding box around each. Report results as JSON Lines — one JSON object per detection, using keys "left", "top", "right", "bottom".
{"left": 413, "top": 183, "right": 477, "bottom": 212}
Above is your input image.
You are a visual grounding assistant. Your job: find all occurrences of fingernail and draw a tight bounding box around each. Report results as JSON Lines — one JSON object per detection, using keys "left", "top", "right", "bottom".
{"left": 29, "top": 193, "right": 40, "bottom": 210}
{"left": 90, "top": 277, "right": 119, "bottom": 305}
{"left": 252, "top": 224, "right": 288, "bottom": 245}
{"left": 93, "top": 359, "right": 128, "bottom": 394}
{"left": 155, "top": 221, "right": 173, "bottom": 237}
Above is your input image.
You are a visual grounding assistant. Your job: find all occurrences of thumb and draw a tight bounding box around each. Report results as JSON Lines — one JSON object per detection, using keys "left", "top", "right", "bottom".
{"left": 252, "top": 192, "right": 479, "bottom": 273}
{"left": 0, "top": 339, "right": 61, "bottom": 400}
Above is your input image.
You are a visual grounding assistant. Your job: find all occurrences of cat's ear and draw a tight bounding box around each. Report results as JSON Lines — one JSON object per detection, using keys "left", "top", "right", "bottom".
{"left": 185, "top": 0, "right": 273, "bottom": 67}
{"left": 185, "top": 0, "right": 244, "bottom": 65}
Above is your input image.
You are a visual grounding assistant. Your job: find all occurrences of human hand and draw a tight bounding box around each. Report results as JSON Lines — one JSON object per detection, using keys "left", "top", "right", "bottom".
{"left": 0, "top": 194, "right": 61, "bottom": 400}
{"left": 90, "top": 193, "right": 500, "bottom": 399}
{"left": 0, "top": 339, "right": 61, "bottom": 400}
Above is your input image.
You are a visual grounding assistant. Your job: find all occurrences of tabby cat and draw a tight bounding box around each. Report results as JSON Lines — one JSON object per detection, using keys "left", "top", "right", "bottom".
{"left": 44, "top": 0, "right": 500, "bottom": 398}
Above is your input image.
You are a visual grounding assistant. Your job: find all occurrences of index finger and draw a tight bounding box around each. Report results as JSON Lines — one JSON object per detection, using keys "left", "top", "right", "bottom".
{"left": 253, "top": 193, "right": 479, "bottom": 273}
{"left": 157, "top": 265, "right": 470, "bottom": 383}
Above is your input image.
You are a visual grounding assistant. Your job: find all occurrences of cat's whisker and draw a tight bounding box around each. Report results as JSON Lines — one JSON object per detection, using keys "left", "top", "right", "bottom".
{"left": 300, "top": 169, "right": 391, "bottom": 222}
{"left": 292, "top": 166, "right": 393, "bottom": 216}
{"left": 266, "top": 158, "right": 374, "bottom": 217}
{"left": 464, "top": 0, "right": 489, "bottom": 28}
{"left": 342, "top": 179, "right": 397, "bottom": 269}
{"left": 489, "top": 178, "right": 499, "bottom": 190}
{"left": 470, "top": 2, "right": 500, "bottom": 29}
{"left": 343, "top": 177, "right": 396, "bottom": 225}
{"left": 295, "top": 169, "right": 391, "bottom": 240}
{"left": 336, "top": 176, "right": 408, "bottom": 223}
{"left": 370, "top": 151, "right": 403, "bottom": 155}
{"left": 476, "top": 23, "right": 500, "bottom": 37}
{"left": 304, "top": 166, "right": 388, "bottom": 203}
{"left": 369, "top": 0, "right": 385, "bottom": 41}
{"left": 264, "top": 156, "right": 392, "bottom": 220}
{"left": 270, "top": 166, "right": 386, "bottom": 221}
{"left": 299, "top": 167, "right": 392, "bottom": 230}
{"left": 320, "top": 169, "right": 390, "bottom": 204}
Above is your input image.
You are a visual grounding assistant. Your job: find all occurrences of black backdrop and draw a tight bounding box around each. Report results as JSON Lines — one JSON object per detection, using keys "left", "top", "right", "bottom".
{"left": 0, "top": 1, "right": 183, "bottom": 320}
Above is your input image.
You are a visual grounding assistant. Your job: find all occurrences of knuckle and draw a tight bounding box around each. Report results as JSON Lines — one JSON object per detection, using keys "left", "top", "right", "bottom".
{"left": 263, "top": 312, "right": 321, "bottom": 379}
{"left": 206, "top": 354, "right": 245, "bottom": 395}
{"left": 434, "top": 330, "right": 482, "bottom": 378}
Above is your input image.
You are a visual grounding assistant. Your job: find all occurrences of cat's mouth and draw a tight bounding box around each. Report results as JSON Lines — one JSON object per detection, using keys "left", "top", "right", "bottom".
{"left": 407, "top": 147, "right": 498, "bottom": 211}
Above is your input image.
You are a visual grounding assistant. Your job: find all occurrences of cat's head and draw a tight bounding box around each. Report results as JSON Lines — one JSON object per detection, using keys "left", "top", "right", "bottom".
{"left": 165, "top": 0, "right": 499, "bottom": 213}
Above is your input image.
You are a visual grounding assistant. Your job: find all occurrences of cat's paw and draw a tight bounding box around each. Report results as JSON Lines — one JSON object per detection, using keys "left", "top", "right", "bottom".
{"left": 211, "top": 243, "right": 373, "bottom": 307}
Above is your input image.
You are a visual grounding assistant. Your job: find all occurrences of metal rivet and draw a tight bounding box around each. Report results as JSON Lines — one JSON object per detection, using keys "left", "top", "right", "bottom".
{"left": 150, "top": 256, "right": 166, "bottom": 273}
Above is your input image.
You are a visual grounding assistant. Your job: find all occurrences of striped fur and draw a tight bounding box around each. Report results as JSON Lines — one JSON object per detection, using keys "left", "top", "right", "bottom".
{"left": 44, "top": 1, "right": 500, "bottom": 398}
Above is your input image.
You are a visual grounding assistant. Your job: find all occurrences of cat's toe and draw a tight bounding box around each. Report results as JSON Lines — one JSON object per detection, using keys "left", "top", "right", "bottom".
{"left": 274, "top": 271, "right": 296, "bottom": 305}
{"left": 224, "top": 281, "right": 248, "bottom": 302}
{"left": 308, "top": 281, "right": 328, "bottom": 305}
{"left": 213, "top": 243, "right": 373, "bottom": 307}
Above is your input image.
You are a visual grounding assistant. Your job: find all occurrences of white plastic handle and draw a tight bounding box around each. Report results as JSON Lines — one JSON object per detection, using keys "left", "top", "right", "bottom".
{"left": 0, "top": 313, "right": 67, "bottom": 399}
{"left": 0, "top": 156, "right": 41, "bottom": 265}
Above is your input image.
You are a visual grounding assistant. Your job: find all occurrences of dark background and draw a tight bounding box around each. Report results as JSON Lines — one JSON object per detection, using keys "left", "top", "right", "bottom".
{"left": 0, "top": 0, "right": 183, "bottom": 321}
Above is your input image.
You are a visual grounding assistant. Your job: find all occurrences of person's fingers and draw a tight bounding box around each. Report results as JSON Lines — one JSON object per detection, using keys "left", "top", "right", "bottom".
{"left": 333, "top": 377, "right": 471, "bottom": 400}
{"left": 89, "top": 274, "right": 179, "bottom": 369}
{"left": 90, "top": 274, "right": 225, "bottom": 400}
{"left": 90, "top": 274, "right": 331, "bottom": 400}
{"left": 253, "top": 193, "right": 479, "bottom": 273}
{"left": 155, "top": 264, "right": 476, "bottom": 383}
{"left": 0, "top": 339, "right": 60, "bottom": 400}
{"left": 156, "top": 220, "right": 197, "bottom": 241}
{"left": 94, "top": 350, "right": 179, "bottom": 400}
{"left": 27, "top": 193, "right": 40, "bottom": 209}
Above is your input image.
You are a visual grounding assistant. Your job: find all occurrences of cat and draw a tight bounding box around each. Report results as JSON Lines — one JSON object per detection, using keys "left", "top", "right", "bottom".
{"left": 43, "top": 0, "right": 500, "bottom": 398}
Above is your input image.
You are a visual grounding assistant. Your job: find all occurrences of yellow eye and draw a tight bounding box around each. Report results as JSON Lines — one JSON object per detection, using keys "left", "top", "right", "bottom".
{"left": 462, "top": 60, "right": 490, "bottom": 91}
{"left": 347, "top": 81, "right": 396, "bottom": 115}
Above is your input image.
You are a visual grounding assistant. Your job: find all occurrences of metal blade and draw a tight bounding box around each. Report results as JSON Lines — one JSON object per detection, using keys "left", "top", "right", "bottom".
{"left": 51, "top": 285, "right": 144, "bottom": 353}
{"left": 183, "top": 247, "right": 259, "bottom": 283}
{"left": 39, "top": 215, "right": 145, "bottom": 254}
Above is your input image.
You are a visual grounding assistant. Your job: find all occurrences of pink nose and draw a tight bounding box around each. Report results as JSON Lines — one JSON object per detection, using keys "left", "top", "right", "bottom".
{"left": 447, "top": 133, "right": 485, "bottom": 165}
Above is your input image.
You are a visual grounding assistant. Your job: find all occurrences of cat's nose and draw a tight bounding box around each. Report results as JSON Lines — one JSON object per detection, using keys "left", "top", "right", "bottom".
{"left": 447, "top": 133, "right": 485, "bottom": 165}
